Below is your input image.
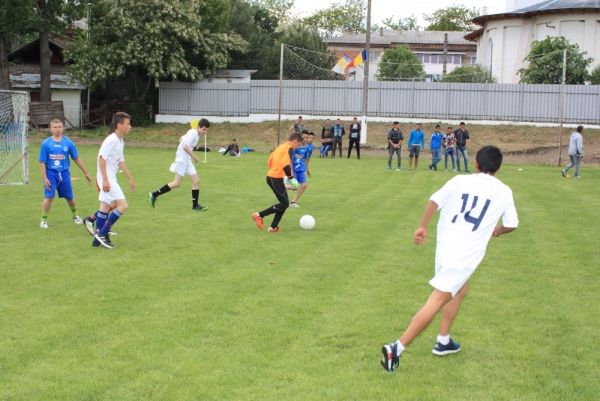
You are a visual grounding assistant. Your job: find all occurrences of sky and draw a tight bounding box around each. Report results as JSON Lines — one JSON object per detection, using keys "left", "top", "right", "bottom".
{"left": 291, "top": 0, "right": 510, "bottom": 28}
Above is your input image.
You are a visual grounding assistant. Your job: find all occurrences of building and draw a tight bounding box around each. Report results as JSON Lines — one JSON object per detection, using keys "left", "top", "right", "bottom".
{"left": 8, "top": 37, "right": 85, "bottom": 127}
{"left": 323, "top": 29, "right": 478, "bottom": 81}
{"left": 200, "top": 70, "right": 258, "bottom": 84}
{"left": 465, "top": 0, "right": 600, "bottom": 83}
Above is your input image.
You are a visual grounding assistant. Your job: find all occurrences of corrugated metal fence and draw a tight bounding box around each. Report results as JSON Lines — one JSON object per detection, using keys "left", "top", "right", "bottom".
{"left": 159, "top": 80, "right": 600, "bottom": 123}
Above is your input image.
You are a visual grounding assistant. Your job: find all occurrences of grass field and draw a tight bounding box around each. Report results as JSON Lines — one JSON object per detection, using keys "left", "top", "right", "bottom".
{"left": 1, "top": 143, "right": 599, "bottom": 400}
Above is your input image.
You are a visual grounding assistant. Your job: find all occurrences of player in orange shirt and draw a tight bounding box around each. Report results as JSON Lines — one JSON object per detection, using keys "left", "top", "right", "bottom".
{"left": 252, "top": 133, "right": 303, "bottom": 232}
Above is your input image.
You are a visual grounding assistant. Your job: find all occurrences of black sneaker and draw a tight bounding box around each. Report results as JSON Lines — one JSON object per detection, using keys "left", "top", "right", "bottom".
{"left": 94, "top": 233, "right": 115, "bottom": 249}
{"left": 429, "top": 164, "right": 432, "bottom": 170}
{"left": 381, "top": 342, "right": 401, "bottom": 372}
{"left": 148, "top": 192, "right": 156, "bottom": 208}
{"left": 432, "top": 339, "right": 461, "bottom": 356}
{"left": 92, "top": 240, "right": 101, "bottom": 247}
{"left": 192, "top": 205, "right": 208, "bottom": 211}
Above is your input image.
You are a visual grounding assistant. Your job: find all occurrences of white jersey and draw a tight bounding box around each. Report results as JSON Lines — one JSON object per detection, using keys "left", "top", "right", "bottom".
{"left": 175, "top": 129, "right": 200, "bottom": 165}
{"left": 430, "top": 174, "right": 519, "bottom": 270}
{"left": 97, "top": 133, "right": 124, "bottom": 184}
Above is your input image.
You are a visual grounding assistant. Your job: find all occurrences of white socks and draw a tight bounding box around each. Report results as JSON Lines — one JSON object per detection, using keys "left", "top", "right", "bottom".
{"left": 437, "top": 334, "right": 450, "bottom": 345}
{"left": 395, "top": 340, "right": 406, "bottom": 356}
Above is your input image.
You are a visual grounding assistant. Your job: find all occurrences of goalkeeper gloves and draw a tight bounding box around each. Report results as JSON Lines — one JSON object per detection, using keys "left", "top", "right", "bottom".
{"left": 288, "top": 177, "right": 299, "bottom": 189}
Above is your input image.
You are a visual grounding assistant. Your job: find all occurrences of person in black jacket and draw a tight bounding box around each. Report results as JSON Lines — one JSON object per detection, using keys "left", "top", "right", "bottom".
{"left": 347, "top": 117, "right": 361, "bottom": 159}
{"left": 223, "top": 139, "right": 240, "bottom": 156}
{"left": 453, "top": 122, "right": 470, "bottom": 172}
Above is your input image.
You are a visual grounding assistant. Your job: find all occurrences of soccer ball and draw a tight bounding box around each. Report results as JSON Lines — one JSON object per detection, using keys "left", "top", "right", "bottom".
{"left": 299, "top": 215, "right": 315, "bottom": 230}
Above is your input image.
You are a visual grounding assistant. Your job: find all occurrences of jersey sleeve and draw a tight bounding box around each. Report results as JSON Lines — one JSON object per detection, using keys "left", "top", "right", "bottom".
{"left": 38, "top": 140, "right": 49, "bottom": 163}
{"left": 67, "top": 138, "right": 79, "bottom": 160}
{"left": 99, "top": 136, "right": 117, "bottom": 161}
{"left": 429, "top": 177, "right": 457, "bottom": 210}
{"left": 501, "top": 189, "right": 519, "bottom": 228}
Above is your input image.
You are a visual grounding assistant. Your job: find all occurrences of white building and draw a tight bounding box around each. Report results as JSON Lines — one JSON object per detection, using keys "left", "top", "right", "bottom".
{"left": 200, "top": 70, "right": 257, "bottom": 84}
{"left": 465, "top": 0, "right": 600, "bottom": 83}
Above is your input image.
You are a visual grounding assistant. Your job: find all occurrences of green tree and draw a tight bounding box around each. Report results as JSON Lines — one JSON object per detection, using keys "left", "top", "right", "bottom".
{"left": 376, "top": 45, "right": 424, "bottom": 81}
{"left": 442, "top": 64, "right": 497, "bottom": 83}
{"left": 248, "top": 0, "right": 294, "bottom": 24}
{"left": 590, "top": 65, "right": 600, "bottom": 85}
{"left": 517, "top": 36, "right": 592, "bottom": 84}
{"left": 64, "top": 0, "right": 246, "bottom": 100}
{"left": 424, "top": 5, "right": 479, "bottom": 32}
{"left": 302, "top": 0, "right": 365, "bottom": 37}
{"left": 381, "top": 15, "right": 420, "bottom": 31}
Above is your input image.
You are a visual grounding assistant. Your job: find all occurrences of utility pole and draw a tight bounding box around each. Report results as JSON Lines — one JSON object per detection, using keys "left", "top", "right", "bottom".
{"left": 443, "top": 33, "right": 448, "bottom": 76}
{"left": 557, "top": 49, "right": 566, "bottom": 167}
{"left": 361, "top": 0, "right": 372, "bottom": 145}
{"left": 277, "top": 43, "right": 284, "bottom": 146}
{"left": 86, "top": 3, "right": 92, "bottom": 121}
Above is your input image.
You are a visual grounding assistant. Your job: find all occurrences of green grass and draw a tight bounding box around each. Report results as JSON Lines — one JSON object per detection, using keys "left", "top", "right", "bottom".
{"left": 1, "top": 145, "right": 599, "bottom": 400}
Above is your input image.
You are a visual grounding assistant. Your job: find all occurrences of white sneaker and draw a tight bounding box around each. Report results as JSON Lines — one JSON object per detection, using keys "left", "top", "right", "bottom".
{"left": 445, "top": 169, "right": 448, "bottom": 172}
{"left": 40, "top": 221, "right": 48, "bottom": 229}
{"left": 290, "top": 202, "right": 300, "bottom": 208}
{"left": 73, "top": 215, "right": 83, "bottom": 224}
{"left": 452, "top": 169, "right": 457, "bottom": 172}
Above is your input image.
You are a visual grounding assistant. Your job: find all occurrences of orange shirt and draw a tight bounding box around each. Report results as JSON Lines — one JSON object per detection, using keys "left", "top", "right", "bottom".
{"left": 267, "top": 142, "right": 292, "bottom": 178}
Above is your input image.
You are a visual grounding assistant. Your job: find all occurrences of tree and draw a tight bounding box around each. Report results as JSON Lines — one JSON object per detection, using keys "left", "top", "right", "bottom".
{"left": 442, "top": 64, "right": 497, "bottom": 83}
{"left": 248, "top": 0, "right": 294, "bottom": 24}
{"left": 376, "top": 45, "right": 424, "bottom": 81}
{"left": 517, "top": 36, "right": 592, "bottom": 85}
{"left": 302, "top": 0, "right": 365, "bottom": 37}
{"left": 381, "top": 15, "right": 420, "bottom": 31}
{"left": 64, "top": 0, "right": 246, "bottom": 101}
{"left": 424, "top": 5, "right": 479, "bottom": 32}
{"left": 590, "top": 65, "right": 600, "bottom": 85}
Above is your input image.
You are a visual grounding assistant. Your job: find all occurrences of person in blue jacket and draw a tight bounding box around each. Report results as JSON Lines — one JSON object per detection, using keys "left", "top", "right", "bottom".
{"left": 407, "top": 123, "right": 425, "bottom": 170}
{"left": 429, "top": 125, "right": 444, "bottom": 171}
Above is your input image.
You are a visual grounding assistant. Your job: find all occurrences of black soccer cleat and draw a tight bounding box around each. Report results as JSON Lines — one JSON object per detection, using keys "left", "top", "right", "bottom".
{"left": 94, "top": 233, "right": 115, "bottom": 249}
{"left": 192, "top": 205, "right": 208, "bottom": 211}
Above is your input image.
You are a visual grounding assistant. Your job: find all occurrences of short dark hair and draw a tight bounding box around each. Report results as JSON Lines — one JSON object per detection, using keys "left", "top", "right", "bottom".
{"left": 460, "top": 122, "right": 466, "bottom": 126}
{"left": 109, "top": 112, "right": 131, "bottom": 134}
{"left": 336, "top": 118, "right": 341, "bottom": 121}
{"left": 393, "top": 121, "right": 399, "bottom": 125}
{"left": 232, "top": 138, "right": 236, "bottom": 141}
{"left": 435, "top": 124, "right": 440, "bottom": 128}
{"left": 416, "top": 123, "right": 421, "bottom": 126}
{"left": 577, "top": 125, "right": 584, "bottom": 133}
{"left": 301, "top": 129, "right": 309, "bottom": 134}
{"left": 308, "top": 132, "right": 315, "bottom": 136}
{"left": 447, "top": 126, "right": 453, "bottom": 130}
{"left": 353, "top": 117, "right": 357, "bottom": 120}
{"left": 476, "top": 145, "right": 503, "bottom": 173}
{"left": 298, "top": 116, "right": 302, "bottom": 119}
{"left": 198, "top": 118, "right": 210, "bottom": 128}
{"left": 288, "top": 133, "right": 303, "bottom": 142}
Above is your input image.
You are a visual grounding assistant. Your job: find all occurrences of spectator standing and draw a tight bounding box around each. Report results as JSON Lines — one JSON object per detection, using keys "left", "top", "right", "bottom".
{"left": 320, "top": 130, "right": 333, "bottom": 157}
{"left": 322, "top": 119, "right": 332, "bottom": 137}
{"left": 289, "top": 116, "right": 303, "bottom": 134}
{"left": 331, "top": 118, "right": 345, "bottom": 158}
{"left": 347, "top": 117, "right": 361, "bottom": 159}
{"left": 387, "top": 121, "right": 404, "bottom": 170}
{"left": 453, "top": 122, "right": 470, "bottom": 172}
{"left": 443, "top": 127, "right": 456, "bottom": 172}
{"left": 429, "top": 125, "right": 443, "bottom": 171}
{"left": 407, "top": 123, "right": 425, "bottom": 170}
{"left": 562, "top": 125, "right": 584, "bottom": 179}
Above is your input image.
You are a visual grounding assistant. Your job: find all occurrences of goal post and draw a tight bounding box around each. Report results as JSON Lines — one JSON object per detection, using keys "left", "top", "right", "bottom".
{"left": 0, "top": 90, "right": 29, "bottom": 185}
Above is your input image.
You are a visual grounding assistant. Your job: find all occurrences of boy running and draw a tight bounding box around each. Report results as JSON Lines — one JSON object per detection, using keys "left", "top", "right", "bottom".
{"left": 290, "top": 131, "right": 315, "bottom": 208}
{"left": 381, "top": 145, "right": 519, "bottom": 372}
{"left": 93, "top": 112, "right": 136, "bottom": 249}
{"left": 38, "top": 119, "right": 92, "bottom": 228}
{"left": 252, "top": 133, "right": 303, "bottom": 232}
{"left": 148, "top": 118, "right": 210, "bottom": 210}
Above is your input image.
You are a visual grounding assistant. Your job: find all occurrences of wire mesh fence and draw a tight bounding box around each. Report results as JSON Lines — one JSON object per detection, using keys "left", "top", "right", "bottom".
{"left": 0, "top": 90, "right": 29, "bottom": 185}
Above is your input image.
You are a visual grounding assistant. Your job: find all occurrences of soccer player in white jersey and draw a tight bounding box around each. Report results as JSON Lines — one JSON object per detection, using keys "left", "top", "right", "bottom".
{"left": 148, "top": 118, "right": 210, "bottom": 211}
{"left": 381, "top": 145, "right": 519, "bottom": 372}
{"left": 93, "top": 112, "right": 136, "bottom": 249}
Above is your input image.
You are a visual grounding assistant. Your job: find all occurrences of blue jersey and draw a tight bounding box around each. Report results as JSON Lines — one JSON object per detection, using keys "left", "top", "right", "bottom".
{"left": 292, "top": 144, "right": 310, "bottom": 172}
{"left": 305, "top": 143, "right": 314, "bottom": 160}
{"left": 38, "top": 136, "right": 78, "bottom": 172}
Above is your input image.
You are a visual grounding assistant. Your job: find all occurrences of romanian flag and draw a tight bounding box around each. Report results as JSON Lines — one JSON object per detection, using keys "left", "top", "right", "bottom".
{"left": 332, "top": 54, "right": 353, "bottom": 74}
{"left": 347, "top": 50, "right": 367, "bottom": 68}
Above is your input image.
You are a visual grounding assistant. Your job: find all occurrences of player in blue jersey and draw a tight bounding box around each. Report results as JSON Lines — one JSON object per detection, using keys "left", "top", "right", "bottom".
{"left": 288, "top": 130, "right": 314, "bottom": 208}
{"left": 38, "top": 119, "right": 92, "bottom": 228}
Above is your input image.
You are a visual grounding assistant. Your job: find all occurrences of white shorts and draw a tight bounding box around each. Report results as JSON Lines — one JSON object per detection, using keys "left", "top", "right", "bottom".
{"left": 98, "top": 180, "right": 125, "bottom": 204}
{"left": 429, "top": 264, "right": 475, "bottom": 297}
{"left": 170, "top": 162, "right": 197, "bottom": 176}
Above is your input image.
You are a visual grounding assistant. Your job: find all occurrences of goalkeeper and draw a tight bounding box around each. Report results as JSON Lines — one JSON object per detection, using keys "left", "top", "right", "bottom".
{"left": 252, "top": 133, "right": 303, "bottom": 233}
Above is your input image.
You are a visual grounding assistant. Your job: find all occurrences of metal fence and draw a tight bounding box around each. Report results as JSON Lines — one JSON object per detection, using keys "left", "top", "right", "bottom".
{"left": 159, "top": 80, "right": 600, "bottom": 124}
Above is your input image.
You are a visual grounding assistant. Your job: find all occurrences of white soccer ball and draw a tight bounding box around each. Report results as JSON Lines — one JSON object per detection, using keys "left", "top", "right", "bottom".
{"left": 299, "top": 215, "right": 315, "bottom": 230}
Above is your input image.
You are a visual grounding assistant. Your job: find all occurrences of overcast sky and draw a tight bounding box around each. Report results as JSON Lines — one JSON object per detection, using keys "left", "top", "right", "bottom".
{"left": 291, "top": 0, "right": 509, "bottom": 28}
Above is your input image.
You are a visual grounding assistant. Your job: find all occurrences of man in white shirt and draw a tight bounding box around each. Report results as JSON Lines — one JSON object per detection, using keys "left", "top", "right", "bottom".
{"left": 93, "top": 112, "right": 136, "bottom": 249}
{"left": 561, "top": 125, "right": 584, "bottom": 179}
{"left": 381, "top": 145, "right": 519, "bottom": 372}
{"left": 148, "top": 118, "right": 210, "bottom": 210}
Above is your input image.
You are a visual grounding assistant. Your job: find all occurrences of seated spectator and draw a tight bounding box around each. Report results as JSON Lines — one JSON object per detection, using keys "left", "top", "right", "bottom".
{"left": 223, "top": 139, "right": 240, "bottom": 156}
{"left": 320, "top": 130, "right": 333, "bottom": 158}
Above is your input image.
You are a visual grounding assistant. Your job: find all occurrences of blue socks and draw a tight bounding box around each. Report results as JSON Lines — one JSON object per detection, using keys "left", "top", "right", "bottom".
{"left": 100, "top": 209, "right": 122, "bottom": 235}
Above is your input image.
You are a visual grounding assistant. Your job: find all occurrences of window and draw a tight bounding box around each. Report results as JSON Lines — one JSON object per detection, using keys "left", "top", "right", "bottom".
{"left": 471, "top": 56, "right": 477, "bottom": 65}
{"left": 207, "top": 79, "right": 213, "bottom": 83}
{"left": 423, "top": 54, "right": 430, "bottom": 63}
{"left": 227, "top": 79, "right": 232, "bottom": 83}
{"left": 453, "top": 55, "right": 462, "bottom": 64}
{"left": 368, "top": 51, "right": 375, "bottom": 62}
{"left": 431, "top": 54, "right": 439, "bottom": 64}
{"left": 416, "top": 53, "right": 424, "bottom": 62}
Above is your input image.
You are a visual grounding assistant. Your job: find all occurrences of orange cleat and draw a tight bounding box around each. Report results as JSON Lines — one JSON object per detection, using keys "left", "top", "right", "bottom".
{"left": 252, "top": 212, "right": 264, "bottom": 230}
{"left": 267, "top": 227, "right": 281, "bottom": 232}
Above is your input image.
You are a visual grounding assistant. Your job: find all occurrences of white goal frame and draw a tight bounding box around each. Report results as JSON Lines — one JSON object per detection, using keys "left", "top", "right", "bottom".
{"left": 0, "top": 89, "right": 29, "bottom": 185}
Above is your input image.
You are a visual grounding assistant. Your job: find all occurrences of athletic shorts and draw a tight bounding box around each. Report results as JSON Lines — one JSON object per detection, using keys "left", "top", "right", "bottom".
{"left": 170, "top": 162, "right": 197, "bottom": 176}
{"left": 97, "top": 178, "right": 125, "bottom": 204}
{"left": 409, "top": 145, "right": 421, "bottom": 157}
{"left": 429, "top": 264, "right": 475, "bottom": 297}
{"left": 44, "top": 169, "right": 74, "bottom": 200}
{"left": 294, "top": 170, "right": 307, "bottom": 184}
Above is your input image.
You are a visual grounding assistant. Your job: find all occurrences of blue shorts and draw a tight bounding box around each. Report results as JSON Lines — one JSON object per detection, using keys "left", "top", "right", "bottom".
{"left": 44, "top": 169, "right": 74, "bottom": 200}
{"left": 295, "top": 170, "right": 307, "bottom": 184}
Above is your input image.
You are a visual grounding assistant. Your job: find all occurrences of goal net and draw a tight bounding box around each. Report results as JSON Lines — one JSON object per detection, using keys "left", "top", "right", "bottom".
{"left": 0, "top": 90, "right": 28, "bottom": 185}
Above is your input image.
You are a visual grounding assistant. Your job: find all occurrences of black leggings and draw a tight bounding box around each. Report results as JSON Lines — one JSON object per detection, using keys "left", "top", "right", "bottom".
{"left": 259, "top": 176, "right": 289, "bottom": 229}
{"left": 348, "top": 138, "right": 360, "bottom": 159}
